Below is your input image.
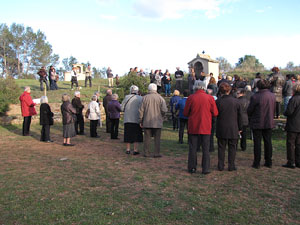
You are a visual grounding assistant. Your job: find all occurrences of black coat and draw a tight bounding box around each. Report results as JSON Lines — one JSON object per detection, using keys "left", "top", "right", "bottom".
{"left": 237, "top": 96, "right": 249, "bottom": 126}
{"left": 72, "top": 97, "right": 84, "bottom": 114}
{"left": 247, "top": 89, "right": 276, "bottom": 129}
{"left": 40, "top": 103, "right": 54, "bottom": 125}
{"left": 284, "top": 93, "right": 300, "bottom": 132}
{"left": 103, "top": 94, "right": 112, "bottom": 115}
{"left": 216, "top": 95, "right": 242, "bottom": 139}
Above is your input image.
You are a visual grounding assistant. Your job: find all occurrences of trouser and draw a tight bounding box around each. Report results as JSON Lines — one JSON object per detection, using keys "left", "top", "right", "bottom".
{"left": 175, "top": 80, "right": 183, "bottom": 93}
{"left": 275, "top": 102, "right": 281, "bottom": 118}
{"left": 105, "top": 113, "right": 111, "bottom": 133}
{"left": 143, "top": 128, "right": 161, "bottom": 157}
{"left": 179, "top": 118, "right": 188, "bottom": 143}
{"left": 85, "top": 76, "right": 92, "bottom": 87}
{"left": 75, "top": 114, "right": 84, "bottom": 134}
{"left": 110, "top": 118, "right": 119, "bottom": 139}
{"left": 252, "top": 129, "right": 273, "bottom": 166}
{"left": 172, "top": 113, "right": 179, "bottom": 130}
{"left": 284, "top": 96, "right": 292, "bottom": 113}
{"left": 90, "top": 120, "right": 98, "bottom": 137}
{"left": 71, "top": 78, "right": 78, "bottom": 89}
{"left": 286, "top": 132, "right": 300, "bottom": 166}
{"left": 40, "top": 79, "right": 49, "bottom": 91}
{"left": 210, "top": 117, "right": 216, "bottom": 152}
{"left": 50, "top": 79, "right": 58, "bottom": 90}
{"left": 217, "top": 138, "right": 238, "bottom": 170}
{"left": 164, "top": 84, "right": 171, "bottom": 96}
{"left": 108, "top": 77, "right": 113, "bottom": 87}
{"left": 240, "top": 125, "right": 247, "bottom": 151}
{"left": 22, "top": 116, "right": 32, "bottom": 136}
{"left": 188, "top": 134, "right": 210, "bottom": 173}
{"left": 41, "top": 125, "right": 50, "bottom": 141}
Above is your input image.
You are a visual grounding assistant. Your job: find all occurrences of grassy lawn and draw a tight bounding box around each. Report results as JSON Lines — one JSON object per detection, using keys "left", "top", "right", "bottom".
{"left": 0, "top": 79, "right": 299, "bottom": 224}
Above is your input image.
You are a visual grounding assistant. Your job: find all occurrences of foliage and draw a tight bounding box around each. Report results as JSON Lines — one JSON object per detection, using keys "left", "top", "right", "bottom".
{"left": 0, "top": 23, "right": 59, "bottom": 78}
{"left": 0, "top": 77, "right": 21, "bottom": 114}
{"left": 216, "top": 56, "right": 232, "bottom": 73}
{"left": 119, "top": 74, "right": 149, "bottom": 96}
{"left": 235, "top": 55, "right": 264, "bottom": 72}
{"left": 62, "top": 56, "right": 78, "bottom": 71}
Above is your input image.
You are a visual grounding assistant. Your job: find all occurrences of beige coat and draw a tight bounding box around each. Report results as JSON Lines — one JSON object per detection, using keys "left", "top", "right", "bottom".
{"left": 139, "top": 91, "right": 167, "bottom": 128}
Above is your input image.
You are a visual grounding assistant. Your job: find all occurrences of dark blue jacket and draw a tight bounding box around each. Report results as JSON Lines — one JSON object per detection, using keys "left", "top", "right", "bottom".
{"left": 175, "top": 97, "right": 188, "bottom": 119}
{"left": 170, "top": 95, "right": 181, "bottom": 113}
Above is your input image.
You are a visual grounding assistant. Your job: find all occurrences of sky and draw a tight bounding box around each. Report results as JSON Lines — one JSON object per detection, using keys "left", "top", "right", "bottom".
{"left": 1, "top": 0, "right": 300, "bottom": 75}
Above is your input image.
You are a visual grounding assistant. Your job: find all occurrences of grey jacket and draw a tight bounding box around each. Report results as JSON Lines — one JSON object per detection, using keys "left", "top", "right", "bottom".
{"left": 139, "top": 91, "right": 168, "bottom": 128}
{"left": 121, "top": 94, "right": 143, "bottom": 124}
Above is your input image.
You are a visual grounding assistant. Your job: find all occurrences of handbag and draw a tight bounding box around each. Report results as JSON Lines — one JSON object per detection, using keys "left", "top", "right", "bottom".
{"left": 85, "top": 109, "right": 90, "bottom": 119}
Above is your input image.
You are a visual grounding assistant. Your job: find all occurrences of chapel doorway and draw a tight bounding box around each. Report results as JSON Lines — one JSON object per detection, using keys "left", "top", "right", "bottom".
{"left": 194, "top": 62, "right": 203, "bottom": 79}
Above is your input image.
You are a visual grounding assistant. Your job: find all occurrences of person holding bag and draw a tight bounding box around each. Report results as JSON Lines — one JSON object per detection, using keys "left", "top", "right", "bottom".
{"left": 40, "top": 96, "right": 54, "bottom": 142}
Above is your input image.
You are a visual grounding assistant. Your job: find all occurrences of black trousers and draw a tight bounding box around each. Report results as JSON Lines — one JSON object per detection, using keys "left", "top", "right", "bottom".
{"left": 252, "top": 129, "right": 273, "bottom": 166}
{"left": 71, "top": 78, "right": 78, "bottom": 89}
{"left": 41, "top": 125, "right": 50, "bottom": 141}
{"left": 210, "top": 117, "right": 216, "bottom": 152}
{"left": 172, "top": 113, "right": 179, "bottom": 130}
{"left": 85, "top": 76, "right": 92, "bottom": 87}
{"left": 286, "top": 132, "right": 300, "bottom": 166}
{"left": 240, "top": 125, "right": 247, "bottom": 151}
{"left": 143, "top": 128, "right": 161, "bottom": 157}
{"left": 275, "top": 102, "right": 281, "bottom": 118}
{"left": 22, "top": 116, "right": 32, "bottom": 136}
{"left": 179, "top": 118, "right": 188, "bottom": 143}
{"left": 75, "top": 114, "right": 84, "bottom": 134}
{"left": 110, "top": 118, "right": 119, "bottom": 139}
{"left": 217, "top": 138, "right": 238, "bottom": 170}
{"left": 90, "top": 120, "right": 98, "bottom": 137}
{"left": 105, "top": 113, "right": 111, "bottom": 133}
{"left": 188, "top": 134, "right": 210, "bottom": 173}
{"left": 175, "top": 80, "right": 183, "bottom": 93}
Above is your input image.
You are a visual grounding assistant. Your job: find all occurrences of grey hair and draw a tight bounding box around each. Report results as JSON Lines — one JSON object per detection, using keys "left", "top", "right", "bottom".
{"left": 245, "top": 85, "right": 251, "bottom": 92}
{"left": 193, "top": 80, "right": 206, "bottom": 91}
{"left": 130, "top": 85, "right": 139, "bottom": 94}
{"left": 91, "top": 95, "right": 98, "bottom": 101}
{"left": 40, "top": 96, "right": 48, "bottom": 104}
{"left": 148, "top": 83, "right": 157, "bottom": 92}
{"left": 62, "top": 93, "right": 70, "bottom": 102}
{"left": 112, "top": 94, "right": 118, "bottom": 100}
{"left": 24, "top": 86, "right": 30, "bottom": 92}
{"left": 74, "top": 91, "right": 80, "bottom": 96}
{"left": 106, "top": 89, "right": 112, "bottom": 95}
{"left": 94, "top": 91, "right": 100, "bottom": 96}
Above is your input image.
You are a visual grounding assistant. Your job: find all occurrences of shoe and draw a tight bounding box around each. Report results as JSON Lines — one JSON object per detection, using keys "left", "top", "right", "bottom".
{"left": 133, "top": 151, "right": 140, "bottom": 155}
{"left": 264, "top": 163, "right": 272, "bottom": 168}
{"left": 228, "top": 167, "right": 237, "bottom": 171}
{"left": 282, "top": 164, "right": 295, "bottom": 169}
{"left": 126, "top": 150, "right": 130, "bottom": 154}
{"left": 46, "top": 140, "right": 54, "bottom": 143}
{"left": 252, "top": 164, "right": 260, "bottom": 169}
{"left": 202, "top": 171, "right": 210, "bottom": 175}
{"left": 189, "top": 168, "right": 196, "bottom": 174}
{"left": 65, "top": 143, "right": 75, "bottom": 146}
{"left": 78, "top": 133, "right": 85, "bottom": 135}
{"left": 296, "top": 164, "right": 300, "bottom": 168}
{"left": 218, "top": 167, "right": 224, "bottom": 171}
{"left": 63, "top": 143, "right": 67, "bottom": 146}
{"left": 154, "top": 155, "right": 162, "bottom": 158}
{"left": 179, "top": 140, "right": 183, "bottom": 144}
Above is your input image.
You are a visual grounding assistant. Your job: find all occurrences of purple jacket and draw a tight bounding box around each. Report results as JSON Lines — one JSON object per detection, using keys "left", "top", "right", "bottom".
{"left": 247, "top": 89, "right": 276, "bottom": 129}
{"left": 108, "top": 100, "right": 121, "bottom": 119}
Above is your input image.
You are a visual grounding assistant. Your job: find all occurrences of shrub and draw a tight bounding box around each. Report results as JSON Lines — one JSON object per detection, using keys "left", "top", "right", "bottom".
{"left": 0, "top": 77, "right": 21, "bottom": 115}
{"left": 119, "top": 74, "right": 149, "bottom": 97}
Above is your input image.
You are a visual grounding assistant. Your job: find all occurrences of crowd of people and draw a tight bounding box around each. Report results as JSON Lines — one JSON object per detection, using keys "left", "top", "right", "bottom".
{"left": 19, "top": 66, "right": 300, "bottom": 175}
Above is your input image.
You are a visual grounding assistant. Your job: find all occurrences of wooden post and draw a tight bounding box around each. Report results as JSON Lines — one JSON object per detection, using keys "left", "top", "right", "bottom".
{"left": 44, "top": 82, "right": 47, "bottom": 96}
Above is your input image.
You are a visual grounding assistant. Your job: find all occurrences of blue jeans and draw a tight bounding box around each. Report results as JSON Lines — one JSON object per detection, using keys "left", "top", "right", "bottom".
{"left": 164, "top": 84, "right": 171, "bottom": 96}
{"left": 284, "top": 96, "right": 292, "bottom": 112}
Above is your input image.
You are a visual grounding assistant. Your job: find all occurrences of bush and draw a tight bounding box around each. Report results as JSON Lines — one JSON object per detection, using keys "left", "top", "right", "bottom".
{"left": 119, "top": 74, "right": 149, "bottom": 97}
{"left": 0, "top": 78, "right": 22, "bottom": 115}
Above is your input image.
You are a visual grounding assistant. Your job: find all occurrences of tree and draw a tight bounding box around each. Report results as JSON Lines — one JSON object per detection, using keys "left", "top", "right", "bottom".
{"left": 0, "top": 24, "right": 14, "bottom": 77}
{"left": 235, "top": 55, "right": 264, "bottom": 72}
{"left": 216, "top": 56, "right": 232, "bottom": 73}
{"left": 62, "top": 56, "right": 78, "bottom": 71}
{"left": 285, "top": 61, "right": 294, "bottom": 71}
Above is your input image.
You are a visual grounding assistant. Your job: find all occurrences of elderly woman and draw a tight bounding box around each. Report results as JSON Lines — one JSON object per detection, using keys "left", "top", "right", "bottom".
{"left": 40, "top": 96, "right": 54, "bottom": 142}
{"left": 88, "top": 95, "right": 101, "bottom": 138}
{"left": 108, "top": 94, "right": 121, "bottom": 139}
{"left": 283, "top": 84, "right": 300, "bottom": 168}
{"left": 121, "top": 85, "right": 143, "bottom": 155}
{"left": 170, "top": 90, "right": 181, "bottom": 130}
{"left": 61, "top": 94, "right": 77, "bottom": 146}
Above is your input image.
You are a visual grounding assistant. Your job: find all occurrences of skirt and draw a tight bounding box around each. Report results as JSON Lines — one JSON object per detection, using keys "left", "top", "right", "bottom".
{"left": 63, "top": 123, "right": 76, "bottom": 138}
{"left": 124, "top": 123, "right": 143, "bottom": 143}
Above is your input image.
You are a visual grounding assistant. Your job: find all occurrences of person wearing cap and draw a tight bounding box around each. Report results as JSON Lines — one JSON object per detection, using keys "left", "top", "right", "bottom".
{"left": 139, "top": 83, "right": 168, "bottom": 157}
{"left": 121, "top": 85, "right": 143, "bottom": 155}
{"left": 183, "top": 80, "right": 218, "bottom": 174}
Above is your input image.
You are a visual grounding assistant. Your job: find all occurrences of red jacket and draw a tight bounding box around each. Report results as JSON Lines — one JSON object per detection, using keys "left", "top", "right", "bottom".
{"left": 19, "top": 91, "right": 37, "bottom": 117}
{"left": 183, "top": 90, "right": 218, "bottom": 135}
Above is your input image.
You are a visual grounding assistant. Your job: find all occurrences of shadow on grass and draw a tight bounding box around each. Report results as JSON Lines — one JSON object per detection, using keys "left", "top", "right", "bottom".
{"left": 1, "top": 123, "right": 41, "bottom": 141}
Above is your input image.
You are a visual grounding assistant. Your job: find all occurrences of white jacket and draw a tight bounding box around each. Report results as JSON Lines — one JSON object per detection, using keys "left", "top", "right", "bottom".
{"left": 88, "top": 101, "right": 101, "bottom": 120}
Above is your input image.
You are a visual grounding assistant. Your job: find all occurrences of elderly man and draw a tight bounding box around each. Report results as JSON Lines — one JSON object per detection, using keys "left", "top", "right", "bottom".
{"left": 139, "top": 83, "right": 168, "bottom": 157}
{"left": 183, "top": 80, "right": 218, "bottom": 174}
{"left": 19, "top": 86, "right": 37, "bottom": 136}
{"left": 175, "top": 67, "right": 184, "bottom": 93}
{"left": 72, "top": 91, "right": 84, "bottom": 135}
{"left": 103, "top": 89, "right": 113, "bottom": 133}
{"left": 248, "top": 79, "right": 276, "bottom": 169}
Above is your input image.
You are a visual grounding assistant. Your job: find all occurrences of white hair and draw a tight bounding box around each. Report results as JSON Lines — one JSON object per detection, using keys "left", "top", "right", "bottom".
{"left": 91, "top": 95, "right": 98, "bottom": 101}
{"left": 106, "top": 89, "right": 112, "bottom": 95}
{"left": 40, "top": 96, "right": 48, "bottom": 104}
{"left": 245, "top": 85, "right": 251, "bottom": 92}
{"left": 74, "top": 91, "right": 80, "bottom": 96}
{"left": 24, "top": 86, "right": 30, "bottom": 92}
{"left": 148, "top": 83, "right": 157, "bottom": 92}
{"left": 112, "top": 94, "right": 118, "bottom": 100}
{"left": 130, "top": 85, "right": 139, "bottom": 94}
{"left": 193, "top": 80, "right": 206, "bottom": 91}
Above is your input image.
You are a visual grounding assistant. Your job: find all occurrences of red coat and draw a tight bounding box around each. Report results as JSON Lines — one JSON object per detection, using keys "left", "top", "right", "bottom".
{"left": 183, "top": 90, "right": 218, "bottom": 135}
{"left": 19, "top": 91, "right": 37, "bottom": 117}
